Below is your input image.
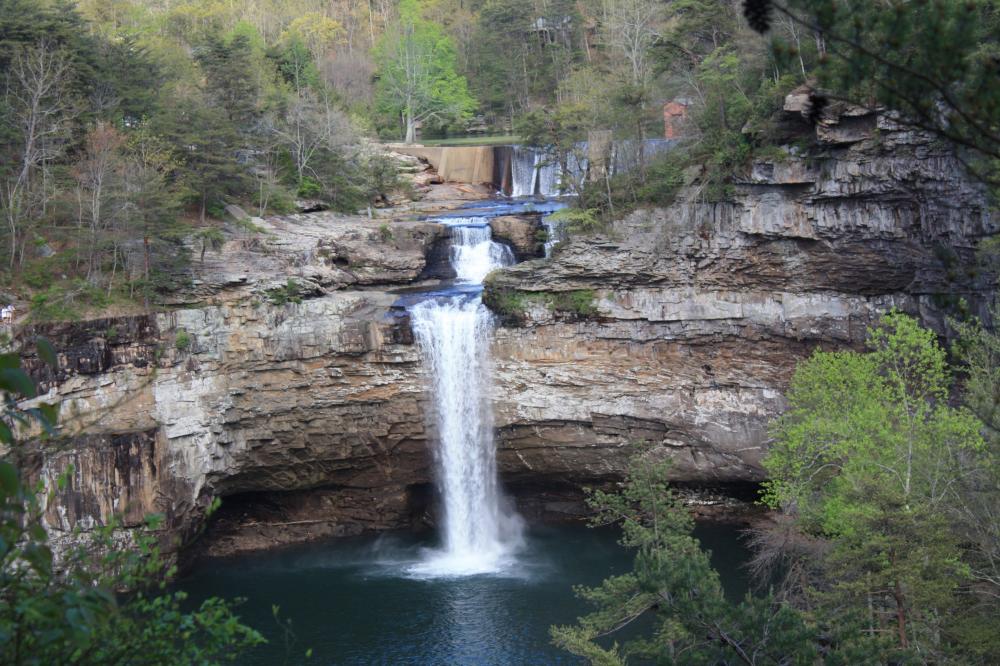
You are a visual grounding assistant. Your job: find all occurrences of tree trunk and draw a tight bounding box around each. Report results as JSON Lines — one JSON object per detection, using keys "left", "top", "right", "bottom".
{"left": 404, "top": 113, "right": 416, "bottom": 144}
{"left": 891, "top": 550, "right": 909, "bottom": 649}
{"left": 143, "top": 235, "right": 150, "bottom": 308}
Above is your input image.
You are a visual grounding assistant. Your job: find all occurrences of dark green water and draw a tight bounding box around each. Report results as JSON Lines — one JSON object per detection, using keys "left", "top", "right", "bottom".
{"left": 177, "top": 523, "right": 750, "bottom": 665}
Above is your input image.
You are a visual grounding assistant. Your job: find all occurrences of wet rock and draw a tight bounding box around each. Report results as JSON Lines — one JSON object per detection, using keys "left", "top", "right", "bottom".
{"left": 489, "top": 215, "right": 544, "bottom": 260}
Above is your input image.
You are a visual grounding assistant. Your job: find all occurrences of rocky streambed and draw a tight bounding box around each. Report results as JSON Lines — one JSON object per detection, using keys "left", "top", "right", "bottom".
{"left": 15, "top": 99, "right": 996, "bottom": 562}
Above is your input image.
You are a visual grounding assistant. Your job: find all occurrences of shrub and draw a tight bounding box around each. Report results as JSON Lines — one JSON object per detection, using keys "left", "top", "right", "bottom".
{"left": 549, "top": 289, "right": 597, "bottom": 317}
{"left": 546, "top": 208, "right": 604, "bottom": 235}
{"left": 206, "top": 202, "right": 227, "bottom": 219}
{"left": 266, "top": 278, "right": 303, "bottom": 305}
{"left": 28, "top": 280, "right": 110, "bottom": 322}
{"left": 297, "top": 177, "right": 323, "bottom": 198}
{"left": 484, "top": 287, "right": 598, "bottom": 321}
{"left": 175, "top": 328, "right": 191, "bottom": 351}
{"left": 578, "top": 151, "right": 685, "bottom": 223}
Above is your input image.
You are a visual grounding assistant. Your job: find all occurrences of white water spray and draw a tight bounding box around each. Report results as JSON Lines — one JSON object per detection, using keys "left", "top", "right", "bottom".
{"left": 444, "top": 219, "right": 515, "bottom": 283}
{"left": 408, "top": 217, "right": 522, "bottom": 576}
{"left": 541, "top": 214, "right": 566, "bottom": 258}
{"left": 511, "top": 147, "right": 538, "bottom": 198}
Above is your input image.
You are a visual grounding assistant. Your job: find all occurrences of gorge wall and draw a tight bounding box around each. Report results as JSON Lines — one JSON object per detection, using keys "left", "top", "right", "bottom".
{"left": 17, "top": 100, "right": 996, "bottom": 559}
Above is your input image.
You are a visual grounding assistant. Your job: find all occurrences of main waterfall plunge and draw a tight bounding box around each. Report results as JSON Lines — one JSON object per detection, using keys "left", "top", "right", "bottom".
{"left": 175, "top": 199, "right": 752, "bottom": 663}
{"left": 406, "top": 217, "right": 523, "bottom": 576}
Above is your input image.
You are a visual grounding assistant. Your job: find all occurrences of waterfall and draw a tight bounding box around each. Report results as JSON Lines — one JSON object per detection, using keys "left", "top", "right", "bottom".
{"left": 536, "top": 158, "right": 560, "bottom": 198}
{"left": 444, "top": 219, "right": 515, "bottom": 283}
{"left": 407, "top": 216, "right": 522, "bottom": 576}
{"left": 507, "top": 139, "right": 676, "bottom": 198}
{"left": 541, "top": 214, "right": 566, "bottom": 258}
{"left": 511, "top": 147, "right": 538, "bottom": 197}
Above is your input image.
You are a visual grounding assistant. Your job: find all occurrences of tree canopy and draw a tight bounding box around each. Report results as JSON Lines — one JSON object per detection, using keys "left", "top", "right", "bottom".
{"left": 374, "top": 0, "right": 476, "bottom": 142}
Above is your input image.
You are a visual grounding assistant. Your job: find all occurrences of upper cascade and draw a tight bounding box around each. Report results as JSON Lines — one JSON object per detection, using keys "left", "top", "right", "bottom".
{"left": 438, "top": 217, "right": 516, "bottom": 283}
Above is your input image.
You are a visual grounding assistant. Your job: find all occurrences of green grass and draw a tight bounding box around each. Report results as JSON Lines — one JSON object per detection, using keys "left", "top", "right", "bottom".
{"left": 418, "top": 134, "right": 519, "bottom": 147}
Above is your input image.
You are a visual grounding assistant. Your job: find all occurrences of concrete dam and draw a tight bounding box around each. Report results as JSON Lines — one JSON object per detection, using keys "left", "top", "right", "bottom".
{"left": 389, "top": 140, "right": 676, "bottom": 196}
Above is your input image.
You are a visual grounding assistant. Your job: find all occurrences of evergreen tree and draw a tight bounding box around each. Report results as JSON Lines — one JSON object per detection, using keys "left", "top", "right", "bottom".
{"left": 550, "top": 455, "right": 870, "bottom": 664}
{"left": 196, "top": 34, "right": 261, "bottom": 129}
{"left": 154, "top": 94, "right": 248, "bottom": 222}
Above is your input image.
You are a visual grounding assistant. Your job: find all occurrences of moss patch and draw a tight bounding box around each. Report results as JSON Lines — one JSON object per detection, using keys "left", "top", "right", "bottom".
{"left": 484, "top": 286, "right": 598, "bottom": 323}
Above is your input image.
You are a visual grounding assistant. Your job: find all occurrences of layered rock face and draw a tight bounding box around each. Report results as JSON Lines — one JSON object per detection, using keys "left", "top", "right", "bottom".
{"left": 486, "top": 104, "right": 995, "bottom": 490}
{"left": 22, "top": 214, "right": 445, "bottom": 557}
{"left": 17, "top": 103, "right": 995, "bottom": 558}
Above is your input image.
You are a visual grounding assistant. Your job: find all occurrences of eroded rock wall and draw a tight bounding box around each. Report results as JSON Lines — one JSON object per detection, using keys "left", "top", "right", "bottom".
{"left": 14, "top": 104, "right": 996, "bottom": 558}
{"left": 486, "top": 104, "right": 995, "bottom": 487}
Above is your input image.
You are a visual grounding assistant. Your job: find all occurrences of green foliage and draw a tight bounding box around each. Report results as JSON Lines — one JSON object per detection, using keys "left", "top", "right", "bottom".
{"left": 549, "top": 290, "right": 597, "bottom": 317}
{"left": 195, "top": 227, "right": 226, "bottom": 262}
{"left": 764, "top": 312, "right": 989, "bottom": 659}
{"left": 265, "top": 278, "right": 303, "bottom": 305}
{"left": 196, "top": 33, "right": 261, "bottom": 127}
{"left": 515, "top": 106, "right": 587, "bottom": 171}
{"left": 767, "top": 0, "right": 1000, "bottom": 185}
{"left": 174, "top": 328, "right": 191, "bottom": 351}
{"left": 468, "top": 0, "right": 582, "bottom": 121}
{"left": 551, "top": 454, "right": 849, "bottom": 664}
{"left": 946, "top": 311, "right": 1000, "bottom": 659}
{"left": 483, "top": 286, "right": 596, "bottom": 321}
{"left": 27, "top": 280, "right": 117, "bottom": 323}
{"left": 0, "top": 0, "right": 395, "bottom": 308}
{"left": 378, "top": 223, "right": 394, "bottom": 242}
{"left": 577, "top": 152, "right": 686, "bottom": 222}
{"left": 374, "top": 0, "right": 477, "bottom": 141}
{"left": 360, "top": 152, "right": 403, "bottom": 205}
{"left": 0, "top": 346, "right": 264, "bottom": 664}
{"left": 545, "top": 208, "right": 604, "bottom": 235}
{"left": 297, "top": 176, "right": 323, "bottom": 198}
{"left": 154, "top": 94, "right": 251, "bottom": 223}
{"left": 273, "top": 34, "right": 321, "bottom": 92}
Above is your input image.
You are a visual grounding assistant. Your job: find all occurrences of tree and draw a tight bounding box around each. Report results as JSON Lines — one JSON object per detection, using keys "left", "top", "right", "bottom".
{"left": 374, "top": 0, "right": 475, "bottom": 142}
{"left": 1, "top": 41, "right": 74, "bottom": 269}
{"left": 196, "top": 34, "right": 262, "bottom": 129}
{"left": 282, "top": 12, "right": 346, "bottom": 59}
{"left": 762, "top": 312, "right": 987, "bottom": 659}
{"left": 947, "top": 312, "right": 1000, "bottom": 659}
{"left": 154, "top": 93, "right": 248, "bottom": 222}
{"left": 550, "top": 454, "right": 862, "bottom": 665}
{"left": 274, "top": 33, "right": 321, "bottom": 96}
{"left": 72, "top": 122, "right": 125, "bottom": 283}
{"left": 599, "top": 0, "right": 661, "bottom": 88}
{"left": 120, "top": 124, "right": 183, "bottom": 302}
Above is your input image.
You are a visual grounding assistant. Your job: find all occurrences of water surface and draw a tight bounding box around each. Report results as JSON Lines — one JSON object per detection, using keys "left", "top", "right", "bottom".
{"left": 178, "top": 523, "right": 749, "bottom": 665}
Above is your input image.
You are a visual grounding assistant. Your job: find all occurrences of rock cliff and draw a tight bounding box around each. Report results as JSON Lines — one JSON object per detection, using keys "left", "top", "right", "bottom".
{"left": 15, "top": 102, "right": 995, "bottom": 559}
{"left": 486, "top": 103, "right": 994, "bottom": 491}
